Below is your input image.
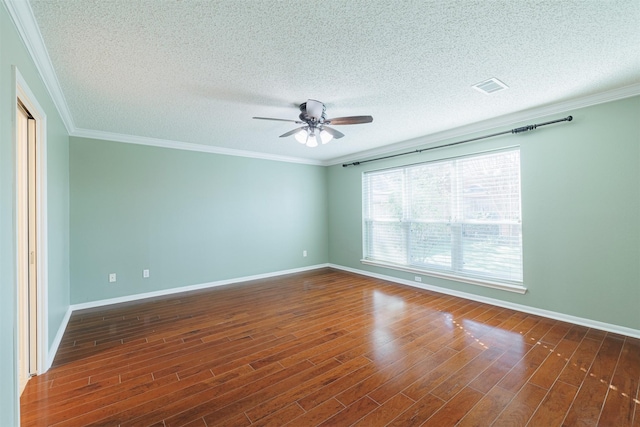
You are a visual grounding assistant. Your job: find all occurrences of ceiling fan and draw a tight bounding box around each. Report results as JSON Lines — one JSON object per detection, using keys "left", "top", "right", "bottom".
{"left": 253, "top": 99, "right": 373, "bottom": 147}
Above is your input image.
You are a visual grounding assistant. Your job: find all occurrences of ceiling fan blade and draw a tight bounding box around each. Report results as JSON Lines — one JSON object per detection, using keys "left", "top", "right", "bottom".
{"left": 321, "top": 126, "right": 345, "bottom": 139}
{"left": 325, "top": 115, "right": 373, "bottom": 125}
{"left": 279, "top": 126, "right": 306, "bottom": 138}
{"left": 253, "top": 117, "right": 302, "bottom": 123}
{"left": 305, "top": 99, "right": 325, "bottom": 120}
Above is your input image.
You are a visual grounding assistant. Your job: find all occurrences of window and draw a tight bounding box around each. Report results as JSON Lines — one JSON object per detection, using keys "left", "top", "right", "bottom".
{"left": 363, "top": 149, "right": 523, "bottom": 288}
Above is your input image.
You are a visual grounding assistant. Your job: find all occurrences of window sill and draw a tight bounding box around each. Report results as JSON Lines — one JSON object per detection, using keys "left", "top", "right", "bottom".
{"left": 360, "top": 259, "right": 527, "bottom": 294}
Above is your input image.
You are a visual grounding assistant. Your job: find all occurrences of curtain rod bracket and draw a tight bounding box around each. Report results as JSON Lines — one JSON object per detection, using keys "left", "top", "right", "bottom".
{"left": 512, "top": 124, "right": 537, "bottom": 133}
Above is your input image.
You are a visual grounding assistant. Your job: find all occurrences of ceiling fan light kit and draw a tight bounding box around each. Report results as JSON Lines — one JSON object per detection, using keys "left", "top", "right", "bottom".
{"left": 253, "top": 99, "right": 373, "bottom": 148}
{"left": 294, "top": 127, "right": 334, "bottom": 147}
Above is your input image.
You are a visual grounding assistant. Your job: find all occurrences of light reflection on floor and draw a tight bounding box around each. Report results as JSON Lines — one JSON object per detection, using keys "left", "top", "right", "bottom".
{"left": 370, "top": 290, "right": 407, "bottom": 361}
{"left": 370, "top": 292, "right": 529, "bottom": 369}
{"left": 365, "top": 290, "right": 639, "bottom": 409}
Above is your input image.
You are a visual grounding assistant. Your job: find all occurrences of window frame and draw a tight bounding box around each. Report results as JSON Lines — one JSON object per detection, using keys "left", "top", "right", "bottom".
{"left": 361, "top": 148, "right": 527, "bottom": 294}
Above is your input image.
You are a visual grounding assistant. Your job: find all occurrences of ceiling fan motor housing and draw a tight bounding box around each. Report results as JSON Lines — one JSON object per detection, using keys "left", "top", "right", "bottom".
{"left": 299, "top": 100, "right": 326, "bottom": 125}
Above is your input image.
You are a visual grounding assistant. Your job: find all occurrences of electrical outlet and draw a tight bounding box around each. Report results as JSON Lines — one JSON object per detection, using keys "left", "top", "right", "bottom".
{"left": 143, "top": 269, "right": 150, "bottom": 278}
{"left": 414, "top": 276, "right": 422, "bottom": 282}
{"left": 303, "top": 250, "right": 307, "bottom": 257}
{"left": 109, "top": 273, "right": 116, "bottom": 283}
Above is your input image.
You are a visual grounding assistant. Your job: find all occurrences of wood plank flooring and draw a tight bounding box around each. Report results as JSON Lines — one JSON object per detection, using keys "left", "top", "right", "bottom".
{"left": 21, "top": 268, "right": 640, "bottom": 426}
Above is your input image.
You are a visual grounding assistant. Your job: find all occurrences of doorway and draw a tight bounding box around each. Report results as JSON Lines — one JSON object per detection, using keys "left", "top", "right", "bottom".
{"left": 15, "top": 67, "right": 48, "bottom": 397}
{"left": 16, "top": 100, "right": 38, "bottom": 395}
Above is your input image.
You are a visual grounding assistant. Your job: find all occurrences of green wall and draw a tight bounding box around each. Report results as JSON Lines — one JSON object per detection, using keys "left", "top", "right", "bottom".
{"left": 328, "top": 96, "right": 640, "bottom": 330}
{"left": 2, "top": 0, "right": 639, "bottom": 422}
{"left": 1, "top": 3, "right": 70, "bottom": 424}
{"left": 69, "top": 138, "right": 328, "bottom": 303}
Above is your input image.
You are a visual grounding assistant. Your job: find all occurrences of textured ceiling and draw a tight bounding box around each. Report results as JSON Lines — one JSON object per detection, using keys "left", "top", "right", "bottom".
{"left": 26, "top": 0, "right": 640, "bottom": 163}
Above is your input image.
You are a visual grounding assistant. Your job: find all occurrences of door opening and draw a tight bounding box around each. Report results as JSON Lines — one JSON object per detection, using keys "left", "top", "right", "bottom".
{"left": 17, "top": 100, "right": 38, "bottom": 395}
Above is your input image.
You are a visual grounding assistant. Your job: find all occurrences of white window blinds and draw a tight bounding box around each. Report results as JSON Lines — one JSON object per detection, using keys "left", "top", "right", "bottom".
{"left": 363, "top": 149, "right": 522, "bottom": 284}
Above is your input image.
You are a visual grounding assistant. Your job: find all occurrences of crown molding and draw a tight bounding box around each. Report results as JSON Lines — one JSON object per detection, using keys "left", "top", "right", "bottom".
{"left": 325, "top": 83, "right": 640, "bottom": 167}
{"left": 71, "top": 128, "right": 325, "bottom": 166}
{"left": 3, "top": 0, "right": 75, "bottom": 134}
{"left": 7, "top": 0, "right": 638, "bottom": 167}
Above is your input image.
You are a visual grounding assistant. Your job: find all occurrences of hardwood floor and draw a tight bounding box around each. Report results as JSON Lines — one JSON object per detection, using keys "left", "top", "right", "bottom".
{"left": 21, "top": 268, "right": 640, "bottom": 426}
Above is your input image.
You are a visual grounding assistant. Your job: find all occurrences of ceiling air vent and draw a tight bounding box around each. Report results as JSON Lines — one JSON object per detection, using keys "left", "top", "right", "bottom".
{"left": 472, "top": 78, "right": 509, "bottom": 94}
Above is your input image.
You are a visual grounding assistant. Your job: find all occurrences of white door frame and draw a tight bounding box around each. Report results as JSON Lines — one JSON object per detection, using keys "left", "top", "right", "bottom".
{"left": 14, "top": 66, "right": 49, "bottom": 389}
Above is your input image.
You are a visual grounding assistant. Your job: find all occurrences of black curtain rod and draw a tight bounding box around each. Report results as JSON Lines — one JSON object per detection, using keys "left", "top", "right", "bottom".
{"left": 342, "top": 115, "right": 573, "bottom": 167}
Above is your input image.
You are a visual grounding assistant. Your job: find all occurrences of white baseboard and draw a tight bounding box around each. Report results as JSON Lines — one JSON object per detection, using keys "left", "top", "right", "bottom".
{"left": 45, "top": 306, "right": 72, "bottom": 372}
{"left": 329, "top": 263, "right": 640, "bottom": 339}
{"left": 45, "top": 265, "right": 329, "bottom": 367}
{"left": 47, "top": 262, "right": 637, "bottom": 369}
{"left": 70, "top": 264, "right": 330, "bottom": 311}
